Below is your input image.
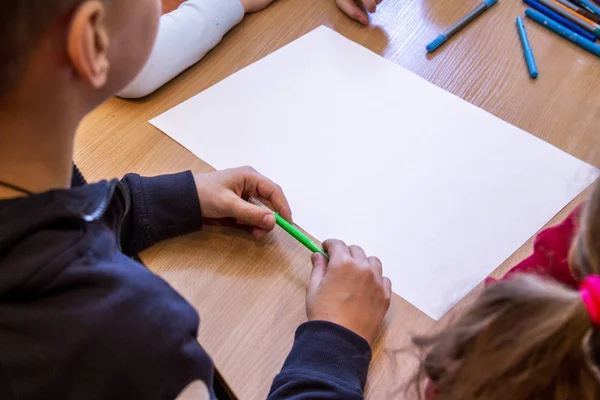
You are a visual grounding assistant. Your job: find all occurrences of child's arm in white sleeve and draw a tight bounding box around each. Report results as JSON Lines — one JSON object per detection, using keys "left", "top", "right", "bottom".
{"left": 118, "top": 0, "right": 244, "bottom": 99}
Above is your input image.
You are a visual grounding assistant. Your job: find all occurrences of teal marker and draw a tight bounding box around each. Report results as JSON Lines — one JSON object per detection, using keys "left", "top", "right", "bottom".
{"left": 250, "top": 197, "right": 329, "bottom": 260}
{"left": 526, "top": 8, "right": 600, "bottom": 56}
{"left": 516, "top": 16, "right": 538, "bottom": 78}
{"left": 426, "top": 0, "right": 498, "bottom": 53}
{"left": 577, "top": 0, "right": 600, "bottom": 17}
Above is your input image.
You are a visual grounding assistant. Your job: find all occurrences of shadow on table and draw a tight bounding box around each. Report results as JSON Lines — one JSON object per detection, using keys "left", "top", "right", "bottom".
{"left": 143, "top": 223, "right": 309, "bottom": 289}
{"left": 329, "top": 21, "right": 391, "bottom": 56}
{"left": 419, "top": 0, "right": 463, "bottom": 27}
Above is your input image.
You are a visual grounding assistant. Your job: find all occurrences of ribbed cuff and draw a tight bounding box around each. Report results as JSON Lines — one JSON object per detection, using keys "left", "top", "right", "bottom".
{"left": 126, "top": 171, "right": 203, "bottom": 243}
{"left": 280, "top": 321, "right": 372, "bottom": 391}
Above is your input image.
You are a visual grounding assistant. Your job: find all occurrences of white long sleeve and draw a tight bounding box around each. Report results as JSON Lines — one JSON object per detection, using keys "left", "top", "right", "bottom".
{"left": 118, "top": 0, "right": 244, "bottom": 99}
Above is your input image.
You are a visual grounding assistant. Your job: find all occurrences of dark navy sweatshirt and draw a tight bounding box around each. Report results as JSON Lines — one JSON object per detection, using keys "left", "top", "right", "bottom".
{"left": 0, "top": 171, "right": 371, "bottom": 399}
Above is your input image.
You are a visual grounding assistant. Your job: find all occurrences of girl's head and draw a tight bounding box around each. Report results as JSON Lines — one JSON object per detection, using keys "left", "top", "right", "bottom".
{"left": 413, "top": 182, "right": 600, "bottom": 400}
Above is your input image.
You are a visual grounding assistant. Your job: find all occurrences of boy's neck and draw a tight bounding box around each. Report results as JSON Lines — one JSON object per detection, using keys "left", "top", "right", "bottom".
{"left": 0, "top": 103, "right": 79, "bottom": 199}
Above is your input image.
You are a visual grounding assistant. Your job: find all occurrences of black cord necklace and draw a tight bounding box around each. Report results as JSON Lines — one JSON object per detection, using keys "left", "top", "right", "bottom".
{"left": 0, "top": 181, "right": 33, "bottom": 196}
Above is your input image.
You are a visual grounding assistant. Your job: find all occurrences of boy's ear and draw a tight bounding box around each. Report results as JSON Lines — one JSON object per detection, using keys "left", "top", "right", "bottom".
{"left": 67, "top": 0, "right": 110, "bottom": 89}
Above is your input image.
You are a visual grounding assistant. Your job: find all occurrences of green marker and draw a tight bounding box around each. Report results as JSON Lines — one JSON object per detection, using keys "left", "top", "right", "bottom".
{"left": 250, "top": 197, "right": 329, "bottom": 260}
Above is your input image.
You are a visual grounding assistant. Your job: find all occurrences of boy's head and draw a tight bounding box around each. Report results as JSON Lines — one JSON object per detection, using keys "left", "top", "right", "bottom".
{"left": 0, "top": 0, "right": 160, "bottom": 110}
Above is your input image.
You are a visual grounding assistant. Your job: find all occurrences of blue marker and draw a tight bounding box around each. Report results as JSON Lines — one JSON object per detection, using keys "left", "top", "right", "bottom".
{"left": 577, "top": 0, "right": 600, "bottom": 16}
{"left": 516, "top": 17, "right": 538, "bottom": 78}
{"left": 523, "top": 0, "right": 597, "bottom": 41}
{"left": 525, "top": 8, "right": 600, "bottom": 56}
{"left": 426, "top": 0, "right": 498, "bottom": 53}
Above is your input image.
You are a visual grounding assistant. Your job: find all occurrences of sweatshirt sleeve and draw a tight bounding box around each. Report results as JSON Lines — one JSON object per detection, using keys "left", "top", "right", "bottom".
{"left": 118, "top": 171, "right": 203, "bottom": 256}
{"left": 118, "top": 0, "right": 245, "bottom": 99}
{"left": 267, "top": 321, "right": 372, "bottom": 400}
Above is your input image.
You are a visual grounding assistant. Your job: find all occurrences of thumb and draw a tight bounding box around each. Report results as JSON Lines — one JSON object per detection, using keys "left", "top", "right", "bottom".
{"left": 228, "top": 195, "right": 276, "bottom": 229}
{"left": 336, "top": 0, "right": 369, "bottom": 25}
{"left": 309, "top": 253, "right": 328, "bottom": 289}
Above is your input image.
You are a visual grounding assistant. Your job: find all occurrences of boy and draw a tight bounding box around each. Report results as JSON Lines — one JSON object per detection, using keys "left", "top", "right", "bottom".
{"left": 0, "top": 1, "right": 391, "bottom": 399}
{"left": 119, "top": 0, "right": 386, "bottom": 98}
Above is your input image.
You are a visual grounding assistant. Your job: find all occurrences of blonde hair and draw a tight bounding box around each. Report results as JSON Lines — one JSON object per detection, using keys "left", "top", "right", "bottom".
{"left": 412, "top": 182, "right": 600, "bottom": 400}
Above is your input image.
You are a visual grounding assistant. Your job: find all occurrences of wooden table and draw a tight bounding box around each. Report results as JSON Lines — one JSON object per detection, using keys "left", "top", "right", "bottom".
{"left": 75, "top": 0, "right": 600, "bottom": 398}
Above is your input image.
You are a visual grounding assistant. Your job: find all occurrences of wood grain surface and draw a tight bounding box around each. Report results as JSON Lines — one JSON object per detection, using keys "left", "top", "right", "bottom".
{"left": 75, "top": 0, "right": 599, "bottom": 398}
{"left": 162, "top": 0, "right": 186, "bottom": 14}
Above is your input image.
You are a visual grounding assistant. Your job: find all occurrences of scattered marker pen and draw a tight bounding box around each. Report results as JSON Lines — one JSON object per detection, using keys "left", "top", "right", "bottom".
{"left": 576, "top": 0, "right": 600, "bottom": 17}
{"left": 523, "top": 0, "right": 597, "bottom": 41}
{"left": 525, "top": 8, "right": 600, "bottom": 57}
{"left": 516, "top": 16, "right": 538, "bottom": 78}
{"left": 426, "top": 0, "right": 498, "bottom": 53}
{"left": 555, "top": 0, "right": 600, "bottom": 24}
{"left": 537, "top": 0, "right": 600, "bottom": 37}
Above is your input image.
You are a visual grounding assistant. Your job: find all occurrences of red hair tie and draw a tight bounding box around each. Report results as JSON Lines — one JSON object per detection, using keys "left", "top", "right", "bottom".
{"left": 581, "top": 275, "right": 600, "bottom": 326}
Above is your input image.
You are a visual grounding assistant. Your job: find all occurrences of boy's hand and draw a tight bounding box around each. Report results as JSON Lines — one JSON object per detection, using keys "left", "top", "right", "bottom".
{"left": 336, "top": 0, "right": 383, "bottom": 25}
{"left": 240, "top": 0, "right": 278, "bottom": 13}
{"left": 306, "top": 240, "right": 392, "bottom": 345}
{"left": 194, "top": 167, "right": 292, "bottom": 239}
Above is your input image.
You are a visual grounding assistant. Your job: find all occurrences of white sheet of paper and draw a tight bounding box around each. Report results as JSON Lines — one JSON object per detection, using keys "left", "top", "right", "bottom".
{"left": 150, "top": 26, "right": 598, "bottom": 320}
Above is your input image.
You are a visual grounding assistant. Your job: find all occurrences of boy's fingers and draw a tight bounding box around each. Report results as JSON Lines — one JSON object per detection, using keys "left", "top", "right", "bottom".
{"left": 368, "top": 256, "right": 383, "bottom": 278}
{"left": 323, "top": 239, "right": 351, "bottom": 261}
{"left": 349, "top": 245, "right": 367, "bottom": 261}
{"left": 252, "top": 197, "right": 290, "bottom": 224}
{"left": 250, "top": 172, "right": 293, "bottom": 223}
{"left": 252, "top": 227, "right": 268, "bottom": 240}
{"left": 383, "top": 277, "right": 392, "bottom": 298}
{"left": 309, "top": 253, "right": 328, "bottom": 287}
{"left": 362, "top": 0, "right": 377, "bottom": 13}
{"left": 228, "top": 195, "right": 276, "bottom": 229}
{"left": 336, "top": 0, "right": 369, "bottom": 24}
{"left": 257, "top": 198, "right": 274, "bottom": 212}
